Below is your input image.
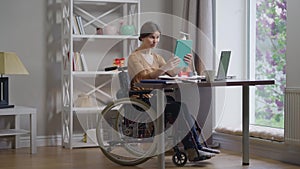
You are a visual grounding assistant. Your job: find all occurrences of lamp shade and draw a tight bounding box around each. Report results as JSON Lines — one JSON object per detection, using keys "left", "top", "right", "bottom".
{"left": 0, "top": 52, "right": 29, "bottom": 75}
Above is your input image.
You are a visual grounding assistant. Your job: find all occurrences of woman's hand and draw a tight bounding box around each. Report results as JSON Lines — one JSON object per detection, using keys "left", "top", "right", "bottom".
{"left": 183, "top": 53, "right": 193, "bottom": 69}
{"left": 160, "top": 56, "right": 181, "bottom": 72}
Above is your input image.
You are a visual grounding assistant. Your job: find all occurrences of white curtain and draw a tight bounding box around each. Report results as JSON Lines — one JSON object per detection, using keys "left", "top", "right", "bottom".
{"left": 182, "top": 0, "right": 214, "bottom": 75}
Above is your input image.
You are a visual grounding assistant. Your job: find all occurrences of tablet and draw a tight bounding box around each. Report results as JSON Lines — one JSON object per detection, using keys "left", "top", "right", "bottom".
{"left": 174, "top": 40, "right": 193, "bottom": 67}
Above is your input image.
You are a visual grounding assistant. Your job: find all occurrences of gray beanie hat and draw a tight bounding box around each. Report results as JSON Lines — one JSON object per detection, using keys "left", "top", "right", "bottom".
{"left": 139, "top": 21, "right": 161, "bottom": 41}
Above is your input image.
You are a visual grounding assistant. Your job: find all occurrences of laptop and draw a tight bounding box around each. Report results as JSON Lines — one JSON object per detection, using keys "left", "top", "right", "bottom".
{"left": 215, "top": 51, "right": 231, "bottom": 81}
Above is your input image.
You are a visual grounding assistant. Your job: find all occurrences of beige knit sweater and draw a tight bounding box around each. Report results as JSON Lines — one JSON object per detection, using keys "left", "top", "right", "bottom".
{"left": 128, "top": 50, "right": 166, "bottom": 90}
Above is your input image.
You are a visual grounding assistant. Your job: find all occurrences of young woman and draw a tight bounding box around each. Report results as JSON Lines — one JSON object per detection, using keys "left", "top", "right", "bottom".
{"left": 127, "top": 21, "right": 216, "bottom": 161}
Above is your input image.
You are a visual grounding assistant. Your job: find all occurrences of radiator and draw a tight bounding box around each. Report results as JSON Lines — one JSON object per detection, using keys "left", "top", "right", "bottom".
{"left": 284, "top": 87, "right": 300, "bottom": 144}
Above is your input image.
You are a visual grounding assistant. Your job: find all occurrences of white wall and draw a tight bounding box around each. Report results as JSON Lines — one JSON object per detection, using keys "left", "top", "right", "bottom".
{"left": 286, "top": 0, "right": 300, "bottom": 87}
{"left": 140, "top": 0, "right": 174, "bottom": 53}
{"left": 0, "top": 1, "right": 52, "bottom": 138}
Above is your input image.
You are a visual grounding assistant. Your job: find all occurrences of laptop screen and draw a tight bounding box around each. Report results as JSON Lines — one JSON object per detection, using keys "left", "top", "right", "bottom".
{"left": 216, "top": 51, "right": 231, "bottom": 80}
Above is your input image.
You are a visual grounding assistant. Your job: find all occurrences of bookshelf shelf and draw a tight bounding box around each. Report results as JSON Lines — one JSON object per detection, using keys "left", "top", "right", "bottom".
{"left": 72, "top": 71, "right": 118, "bottom": 76}
{"left": 61, "top": 0, "right": 140, "bottom": 149}
{"left": 73, "top": 34, "right": 139, "bottom": 39}
{"left": 74, "top": 0, "right": 139, "bottom": 3}
{"left": 73, "top": 104, "right": 121, "bottom": 112}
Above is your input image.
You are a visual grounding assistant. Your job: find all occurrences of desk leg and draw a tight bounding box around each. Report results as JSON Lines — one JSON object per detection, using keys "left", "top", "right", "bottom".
{"left": 30, "top": 112, "right": 37, "bottom": 154}
{"left": 13, "top": 115, "right": 20, "bottom": 149}
{"left": 242, "top": 85, "right": 249, "bottom": 165}
{"left": 156, "top": 89, "right": 165, "bottom": 169}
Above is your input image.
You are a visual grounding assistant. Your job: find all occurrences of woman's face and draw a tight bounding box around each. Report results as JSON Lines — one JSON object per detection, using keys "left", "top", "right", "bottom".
{"left": 141, "top": 31, "right": 160, "bottom": 48}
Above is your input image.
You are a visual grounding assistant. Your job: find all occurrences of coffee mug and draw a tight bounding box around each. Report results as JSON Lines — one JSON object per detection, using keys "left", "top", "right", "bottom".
{"left": 204, "top": 70, "right": 215, "bottom": 82}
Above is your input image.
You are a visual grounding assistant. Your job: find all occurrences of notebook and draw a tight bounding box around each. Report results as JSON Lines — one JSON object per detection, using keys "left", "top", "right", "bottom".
{"left": 174, "top": 40, "right": 193, "bottom": 67}
{"left": 215, "top": 51, "right": 231, "bottom": 81}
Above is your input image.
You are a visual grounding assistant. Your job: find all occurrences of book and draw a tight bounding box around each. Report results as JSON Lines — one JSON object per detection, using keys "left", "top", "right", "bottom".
{"left": 72, "top": 16, "right": 80, "bottom": 34}
{"left": 76, "top": 16, "right": 85, "bottom": 35}
{"left": 80, "top": 53, "right": 88, "bottom": 71}
{"left": 74, "top": 52, "right": 83, "bottom": 71}
{"left": 79, "top": 16, "right": 85, "bottom": 34}
{"left": 64, "top": 52, "right": 71, "bottom": 70}
{"left": 174, "top": 40, "right": 193, "bottom": 67}
{"left": 67, "top": 52, "right": 76, "bottom": 71}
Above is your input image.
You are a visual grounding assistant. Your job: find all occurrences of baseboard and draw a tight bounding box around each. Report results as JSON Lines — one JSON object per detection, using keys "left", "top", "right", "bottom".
{"left": 0, "top": 135, "right": 65, "bottom": 149}
{"left": 17, "top": 134, "right": 92, "bottom": 148}
{"left": 213, "top": 132, "right": 300, "bottom": 165}
{"left": 19, "top": 135, "right": 63, "bottom": 147}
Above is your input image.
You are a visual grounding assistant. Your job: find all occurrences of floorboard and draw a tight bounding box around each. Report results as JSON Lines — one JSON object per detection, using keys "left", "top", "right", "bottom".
{"left": 0, "top": 146, "right": 299, "bottom": 169}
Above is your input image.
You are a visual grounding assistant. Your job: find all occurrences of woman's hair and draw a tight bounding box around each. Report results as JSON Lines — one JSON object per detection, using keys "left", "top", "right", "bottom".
{"left": 139, "top": 21, "right": 161, "bottom": 41}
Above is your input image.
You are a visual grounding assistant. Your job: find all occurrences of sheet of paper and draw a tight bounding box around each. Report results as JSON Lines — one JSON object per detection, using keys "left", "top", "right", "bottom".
{"left": 159, "top": 75, "right": 205, "bottom": 80}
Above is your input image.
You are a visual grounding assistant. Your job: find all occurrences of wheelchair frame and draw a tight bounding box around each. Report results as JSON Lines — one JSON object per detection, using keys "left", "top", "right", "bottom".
{"left": 96, "top": 67, "right": 211, "bottom": 167}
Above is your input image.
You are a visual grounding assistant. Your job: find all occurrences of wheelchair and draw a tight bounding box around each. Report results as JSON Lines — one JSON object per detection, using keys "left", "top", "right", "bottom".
{"left": 96, "top": 67, "right": 215, "bottom": 167}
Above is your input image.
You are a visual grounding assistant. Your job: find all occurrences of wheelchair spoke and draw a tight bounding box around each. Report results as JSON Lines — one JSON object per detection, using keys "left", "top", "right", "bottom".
{"left": 96, "top": 98, "right": 157, "bottom": 166}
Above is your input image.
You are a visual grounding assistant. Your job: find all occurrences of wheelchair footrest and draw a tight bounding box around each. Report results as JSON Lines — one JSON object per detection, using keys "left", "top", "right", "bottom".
{"left": 201, "top": 147, "right": 220, "bottom": 154}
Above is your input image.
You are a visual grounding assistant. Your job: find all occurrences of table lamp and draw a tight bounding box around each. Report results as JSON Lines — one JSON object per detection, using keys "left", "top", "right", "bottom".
{"left": 0, "top": 52, "right": 29, "bottom": 109}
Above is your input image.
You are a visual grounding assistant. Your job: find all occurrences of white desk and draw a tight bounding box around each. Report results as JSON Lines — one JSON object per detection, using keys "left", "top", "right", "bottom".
{"left": 0, "top": 106, "right": 37, "bottom": 154}
{"left": 138, "top": 79, "right": 275, "bottom": 168}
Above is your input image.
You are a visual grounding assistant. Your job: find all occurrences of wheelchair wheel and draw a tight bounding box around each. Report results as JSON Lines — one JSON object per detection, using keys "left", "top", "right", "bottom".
{"left": 96, "top": 98, "right": 158, "bottom": 166}
{"left": 172, "top": 151, "right": 187, "bottom": 167}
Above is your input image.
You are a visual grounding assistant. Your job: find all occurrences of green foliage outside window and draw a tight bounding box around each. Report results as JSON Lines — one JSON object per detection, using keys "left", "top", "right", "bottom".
{"left": 255, "top": 0, "right": 286, "bottom": 128}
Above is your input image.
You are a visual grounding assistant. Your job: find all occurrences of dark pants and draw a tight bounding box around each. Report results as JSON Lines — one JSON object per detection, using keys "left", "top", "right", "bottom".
{"left": 147, "top": 96, "right": 202, "bottom": 150}
{"left": 164, "top": 100, "right": 201, "bottom": 150}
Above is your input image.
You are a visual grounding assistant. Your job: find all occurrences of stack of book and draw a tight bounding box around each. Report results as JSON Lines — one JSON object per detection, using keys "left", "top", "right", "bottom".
{"left": 73, "top": 52, "right": 88, "bottom": 71}
{"left": 73, "top": 15, "right": 85, "bottom": 35}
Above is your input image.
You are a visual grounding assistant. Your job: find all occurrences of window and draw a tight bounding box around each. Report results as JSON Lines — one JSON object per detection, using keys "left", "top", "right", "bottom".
{"left": 215, "top": 0, "right": 286, "bottom": 131}
{"left": 249, "top": 0, "right": 287, "bottom": 128}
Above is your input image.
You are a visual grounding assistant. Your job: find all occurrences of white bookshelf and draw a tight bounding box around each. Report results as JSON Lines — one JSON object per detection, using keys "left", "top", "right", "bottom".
{"left": 61, "top": 0, "right": 140, "bottom": 149}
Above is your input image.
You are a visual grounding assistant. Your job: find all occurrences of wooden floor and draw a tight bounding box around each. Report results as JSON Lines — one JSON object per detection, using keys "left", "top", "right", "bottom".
{"left": 0, "top": 146, "right": 299, "bottom": 169}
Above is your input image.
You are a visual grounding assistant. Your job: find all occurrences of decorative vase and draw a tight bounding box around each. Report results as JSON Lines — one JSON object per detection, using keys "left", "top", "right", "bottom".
{"left": 120, "top": 25, "right": 135, "bottom": 35}
{"left": 103, "top": 25, "right": 118, "bottom": 35}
